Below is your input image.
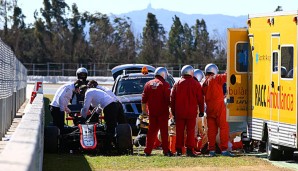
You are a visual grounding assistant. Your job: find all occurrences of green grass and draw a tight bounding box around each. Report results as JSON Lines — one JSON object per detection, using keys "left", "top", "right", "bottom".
{"left": 42, "top": 94, "right": 276, "bottom": 171}
{"left": 85, "top": 154, "right": 268, "bottom": 169}
{"left": 43, "top": 152, "right": 273, "bottom": 171}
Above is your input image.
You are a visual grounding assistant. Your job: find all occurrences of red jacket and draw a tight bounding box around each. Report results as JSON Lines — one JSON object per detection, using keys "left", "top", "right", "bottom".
{"left": 142, "top": 76, "right": 171, "bottom": 117}
{"left": 170, "top": 76, "right": 204, "bottom": 119}
{"left": 202, "top": 73, "right": 227, "bottom": 117}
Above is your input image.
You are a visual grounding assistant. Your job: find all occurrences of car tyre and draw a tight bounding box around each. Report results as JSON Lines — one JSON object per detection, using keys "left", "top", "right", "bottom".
{"left": 266, "top": 137, "right": 282, "bottom": 161}
{"left": 282, "top": 149, "right": 294, "bottom": 161}
{"left": 115, "top": 124, "right": 133, "bottom": 155}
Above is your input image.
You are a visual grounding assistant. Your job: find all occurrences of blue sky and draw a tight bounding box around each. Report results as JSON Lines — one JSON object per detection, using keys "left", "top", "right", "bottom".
{"left": 18, "top": 0, "right": 297, "bottom": 23}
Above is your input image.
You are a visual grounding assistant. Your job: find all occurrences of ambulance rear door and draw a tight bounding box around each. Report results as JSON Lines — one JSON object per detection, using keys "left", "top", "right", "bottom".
{"left": 226, "top": 28, "right": 251, "bottom": 122}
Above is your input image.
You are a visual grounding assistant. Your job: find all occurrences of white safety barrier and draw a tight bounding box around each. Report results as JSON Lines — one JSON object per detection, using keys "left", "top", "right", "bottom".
{"left": 0, "top": 94, "right": 44, "bottom": 171}
{"left": 27, "top": 76, "right": 114, "bottom": 84}
{"left": 27, "top": 76, "right": 180, "bottom": 84}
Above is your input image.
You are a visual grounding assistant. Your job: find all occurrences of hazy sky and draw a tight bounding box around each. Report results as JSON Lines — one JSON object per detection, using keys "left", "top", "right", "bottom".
{"left": 18, "top": 0, "right": 298, "bottom": 23}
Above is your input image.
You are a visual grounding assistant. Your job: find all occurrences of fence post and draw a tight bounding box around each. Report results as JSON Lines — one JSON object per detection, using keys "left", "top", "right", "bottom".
{"left": 0, "top": 99, "right": 3, "bottom": 140}
{"left": 93, "top": 63, "right": 95, "bottom": 76}
{"left": 62, "top": 63, "right": 64, "bottom": 76}
{"left": 47, "top": 62, "right": 49, "bottom": 76}
{"left": 107, "top": 63, "right": 109, "bottom": 76}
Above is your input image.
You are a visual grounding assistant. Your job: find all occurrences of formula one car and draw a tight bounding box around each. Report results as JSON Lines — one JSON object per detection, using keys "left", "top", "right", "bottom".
{"left": 44, "top": 104, "right": 133, "bottom": 155}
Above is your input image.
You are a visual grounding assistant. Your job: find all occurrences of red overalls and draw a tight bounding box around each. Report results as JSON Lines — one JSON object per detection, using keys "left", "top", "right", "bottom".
{"left": 202, "top": 73, "right": 229, "bottom": 151}
{"left": 170, "top": 76, "right": 204, "bottom": 151}
{"left": 142, "top": 76, "right": 171, "bottom": 155}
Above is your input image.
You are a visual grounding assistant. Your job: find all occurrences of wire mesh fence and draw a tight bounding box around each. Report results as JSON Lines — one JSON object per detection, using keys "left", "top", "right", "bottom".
{"left": 24, "top": 62, "right": 227, "bottom": 77}
{"left": 0, "top": 38, "right": 27, "bottom": 138}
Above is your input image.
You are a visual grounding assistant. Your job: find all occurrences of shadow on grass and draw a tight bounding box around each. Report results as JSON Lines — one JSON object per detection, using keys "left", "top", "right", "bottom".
{"left": 245, "top": 151, "right": 298, "bottom": 165}
{"left": 43, "top": 153, "right": 92, "bottom": 171}
{"left": 43, "top": 96, "right": 91, "bottom": 171}
{"left": 43, "top": 96, "right": 53, "bottom": 127}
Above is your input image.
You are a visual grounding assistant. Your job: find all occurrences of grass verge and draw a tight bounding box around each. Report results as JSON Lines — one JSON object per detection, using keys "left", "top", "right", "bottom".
{"left": 42, "top": 94, "right": 288, "bottom": 171}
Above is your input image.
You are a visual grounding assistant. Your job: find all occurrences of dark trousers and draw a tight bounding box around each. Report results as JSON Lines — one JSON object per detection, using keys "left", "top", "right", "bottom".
{"left": 49, "top": 105, "right": 65, "bottom": 132}
{"left": 103, "top": 102, "right": 127, "bottom": 148}
{"left": 116, "top": 101, "right": 127, "bottom": 124}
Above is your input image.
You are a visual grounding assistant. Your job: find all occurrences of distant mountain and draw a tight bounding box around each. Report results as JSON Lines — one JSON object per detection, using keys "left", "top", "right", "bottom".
{"left": 114, "top": 4, "right": 247, "bottom": 38}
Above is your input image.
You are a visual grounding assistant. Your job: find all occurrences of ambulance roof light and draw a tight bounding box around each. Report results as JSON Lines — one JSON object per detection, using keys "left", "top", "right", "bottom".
{"left": 141, "top": 66, "right": 148, "bottom": 75}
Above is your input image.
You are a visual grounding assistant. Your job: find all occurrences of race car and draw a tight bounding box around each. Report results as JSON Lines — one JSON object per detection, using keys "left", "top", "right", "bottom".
{"left": 111, "top": 64, "right": 175, "bottom": 135}
{"left": 44, "top": 104, "right": 133, "bottom": 155}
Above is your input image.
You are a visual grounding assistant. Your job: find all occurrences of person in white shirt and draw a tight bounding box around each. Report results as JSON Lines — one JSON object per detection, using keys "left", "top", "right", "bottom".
{"left": 80, "top": 86, "right": 127, "bottom": 150}
{"left": 49, "top": 80, "right": 83, "bottom": 132}
{"left": 87, "top": 80, "right": 126, "bottom": 123}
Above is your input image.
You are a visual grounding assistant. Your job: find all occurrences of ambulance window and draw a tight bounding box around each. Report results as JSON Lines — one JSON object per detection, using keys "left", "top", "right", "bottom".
{"left": 281, "top": 47, "right": 293, "bottom": 78}
{"left": 236, "top": 43, "right": 248, "bottom": 72}
{"left": 272, "top": 52, "right": 278, "bottom": 73}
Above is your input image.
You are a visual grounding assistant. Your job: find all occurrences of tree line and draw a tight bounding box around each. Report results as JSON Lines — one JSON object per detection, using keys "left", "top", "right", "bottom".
{"left": 0, "top": 0, "right": 226, "bottom": 68}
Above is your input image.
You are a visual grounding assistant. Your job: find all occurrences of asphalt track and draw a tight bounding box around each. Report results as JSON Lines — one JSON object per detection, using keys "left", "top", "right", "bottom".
{"left": 33, "top": 83, "right": 298, "bottom": 171}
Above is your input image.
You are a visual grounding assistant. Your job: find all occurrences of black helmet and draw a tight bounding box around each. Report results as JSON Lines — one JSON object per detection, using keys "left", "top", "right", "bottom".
{"left": 76, "top": 67, "right": 88, "bottom": 81}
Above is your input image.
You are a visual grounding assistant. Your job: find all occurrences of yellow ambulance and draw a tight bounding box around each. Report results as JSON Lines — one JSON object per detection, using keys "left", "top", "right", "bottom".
{"left": 226, "top": 11, "right": 298, "bottom": 160}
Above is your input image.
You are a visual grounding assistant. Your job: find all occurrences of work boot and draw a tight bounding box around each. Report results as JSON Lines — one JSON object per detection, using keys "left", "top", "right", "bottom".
{"left": 193, "top": 150, "right": 201, "bottom": 155}
{"left": 164, "top": 151, "right": 174, "bottom": 157}
{"left": 209, "top": 151, "right": 216, "bottom": 157}
{"left": 176, "top": 148, "right": 182, "bottom": 156}
{"left": 144, "top": 152, "right": 151, "bottom": 157}
{"left": 221, "top": 151, "right": 235, "bottom": 157}
{"left": 186, "top": 148, "right": 197, "bottom": 157}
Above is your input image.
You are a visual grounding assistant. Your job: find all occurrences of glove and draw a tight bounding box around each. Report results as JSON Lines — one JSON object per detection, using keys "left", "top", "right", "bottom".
{"left": 139, "top": 112, "right": 148, "bottom": 120}
{"left": 199, "top": 112, "right": 204, "bottom": 117}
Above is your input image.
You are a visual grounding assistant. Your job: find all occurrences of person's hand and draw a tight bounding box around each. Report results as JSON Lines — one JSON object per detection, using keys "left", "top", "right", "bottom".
{"left": 199, "top": 112, "right": 204, "bottom": 117}
{"left": 65, "top": 108, "right": 71, "bottom": 114}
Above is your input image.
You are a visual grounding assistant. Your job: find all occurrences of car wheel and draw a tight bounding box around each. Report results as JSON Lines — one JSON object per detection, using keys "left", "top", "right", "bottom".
{"left": 266, "top": 137, "right": 282, "bottom": 161}
{"left": 44, "top": 126, "right": 59, "bottom": 153}
{"left": 115, "top": 124, "right": 133, "bottom": 155}
{"left": 282, "top": 149, "right": 294, "bottom": 161}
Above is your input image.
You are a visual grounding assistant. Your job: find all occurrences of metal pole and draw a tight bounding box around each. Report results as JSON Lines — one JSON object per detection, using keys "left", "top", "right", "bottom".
{"left": 62, "top": 63, "right": 64, "bottom": 76}
{"left": 93, "top": 63, "right": 95, "bottom": 76}
{"left": 47, "top": 62, "right": 49, "bottom": 76}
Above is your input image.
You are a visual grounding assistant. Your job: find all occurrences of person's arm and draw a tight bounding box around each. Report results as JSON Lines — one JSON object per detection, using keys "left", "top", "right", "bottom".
{"left": 197, "top": 83, "right": 205, "bottom": 116}
{"left": 170, "top": 83, "right": 177, "bottom": 119}
{"left": 80, "top": 91, "right": 92, "bottom": 118}
{"left": 164, "top": 82, "right": 171, "bottom": 107}
{"left": 141, "top": 83, "right": 149, "bottom": 115}
{"left": 59, "top": 87, "right": 72, "bottom": 112}
{"left": 216, "top": 73, "right": 227, "bottom": 85}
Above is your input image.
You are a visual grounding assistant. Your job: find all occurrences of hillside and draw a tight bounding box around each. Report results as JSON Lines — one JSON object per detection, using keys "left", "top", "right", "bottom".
{"left": 114, "top": 4, "right": 248, "bottom": 38}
